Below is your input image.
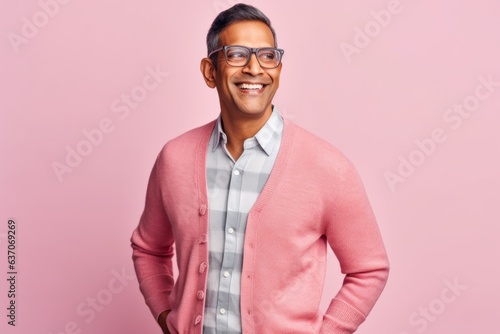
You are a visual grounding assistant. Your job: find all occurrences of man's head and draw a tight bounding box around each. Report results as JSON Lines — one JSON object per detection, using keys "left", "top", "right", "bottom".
{"left": 200, "top": 4, "right": 283, "bottom": 120}
{"left": 206, "top": 4, "right": 278, "bottom": 69}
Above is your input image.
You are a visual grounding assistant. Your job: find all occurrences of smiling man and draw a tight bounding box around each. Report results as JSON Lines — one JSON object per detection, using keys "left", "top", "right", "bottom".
{"left": 131, "top": 4, "right": 389, "bottom": 334}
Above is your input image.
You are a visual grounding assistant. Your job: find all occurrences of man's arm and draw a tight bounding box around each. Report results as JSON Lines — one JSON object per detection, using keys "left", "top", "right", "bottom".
{"left": 320, "top": 160, "right": 390, "bottom": 334}
{"left": 130, "top": 155, "right": 176, "bottom": 324}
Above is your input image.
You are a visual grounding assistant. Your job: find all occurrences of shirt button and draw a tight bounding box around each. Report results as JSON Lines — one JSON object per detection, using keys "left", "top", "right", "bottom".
{"left": 223, "top": 271, "right": 230, "bottom": 278}
{"left": 233, "top": 169, "right": 240, "bottom": 176}
{"left": 228, "top": 227, "right": 234, "bottom": 234}
{"left": 219, "top": 308, "right": 226, "bottom": 315}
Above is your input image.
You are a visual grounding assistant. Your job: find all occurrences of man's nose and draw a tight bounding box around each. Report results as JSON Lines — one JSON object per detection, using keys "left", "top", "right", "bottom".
{"left": 242, "top": 53, "right": 264, "bottom": 75}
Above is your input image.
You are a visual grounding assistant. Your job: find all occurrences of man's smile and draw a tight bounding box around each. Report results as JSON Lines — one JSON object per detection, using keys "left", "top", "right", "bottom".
{"left": 235, "top": 82, "right": 268, "bottom": 94}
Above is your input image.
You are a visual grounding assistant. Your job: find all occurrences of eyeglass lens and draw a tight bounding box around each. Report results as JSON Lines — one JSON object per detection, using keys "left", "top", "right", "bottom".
{"left": 225, "top": 46, "right": 281, "bottom": 68}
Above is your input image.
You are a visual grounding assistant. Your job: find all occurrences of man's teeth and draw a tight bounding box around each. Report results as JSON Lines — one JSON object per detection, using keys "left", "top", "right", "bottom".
{"left": 239, "top": 83, "right": 263, "bottom": 90}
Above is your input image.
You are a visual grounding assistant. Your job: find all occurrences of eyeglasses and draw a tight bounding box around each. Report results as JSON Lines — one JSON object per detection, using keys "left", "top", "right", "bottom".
{"left": 208, "top": 45, "right": 284, "bottom": 69}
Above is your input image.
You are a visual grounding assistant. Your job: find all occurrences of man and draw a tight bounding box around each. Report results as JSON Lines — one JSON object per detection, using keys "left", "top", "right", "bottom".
{"left": 131, "top": 3, "right": 389, "bottom": 334}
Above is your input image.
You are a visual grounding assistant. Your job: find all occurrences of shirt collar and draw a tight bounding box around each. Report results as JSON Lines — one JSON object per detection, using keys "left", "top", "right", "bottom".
{"left": 212, "top": 107, "right": 283, "bottom": 156}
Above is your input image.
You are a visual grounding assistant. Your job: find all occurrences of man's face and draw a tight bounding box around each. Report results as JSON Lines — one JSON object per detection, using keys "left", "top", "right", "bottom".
{"left": 211, "top": 20, "right": 282, "bottom": 118}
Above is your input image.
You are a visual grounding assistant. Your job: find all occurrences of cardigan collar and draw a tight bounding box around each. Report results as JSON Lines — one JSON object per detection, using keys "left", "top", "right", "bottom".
{"left": 195, "top": 112, "right": 295, "bottom": 215}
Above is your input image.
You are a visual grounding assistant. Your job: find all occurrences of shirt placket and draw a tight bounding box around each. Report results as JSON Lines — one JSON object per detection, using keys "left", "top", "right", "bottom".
{"left": 215, "top": 146, "right": 251, "bottom": 331}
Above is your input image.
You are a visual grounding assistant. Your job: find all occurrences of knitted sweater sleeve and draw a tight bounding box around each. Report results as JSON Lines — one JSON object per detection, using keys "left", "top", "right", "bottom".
{"left": 130, "top": 154, "right": 175, "bottom": 321}
{"left": 320, "top": 159, "right": 390, "bottom": 333}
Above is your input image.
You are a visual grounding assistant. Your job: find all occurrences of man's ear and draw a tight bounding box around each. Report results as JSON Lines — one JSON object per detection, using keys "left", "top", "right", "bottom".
{"left": 200, "top": 58, "right": 217, "bottom": 89}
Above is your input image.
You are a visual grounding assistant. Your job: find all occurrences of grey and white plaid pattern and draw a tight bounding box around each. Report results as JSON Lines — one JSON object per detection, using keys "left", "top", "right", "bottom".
{"left": 203, "top": 109, "right": 283, "bottom": 333}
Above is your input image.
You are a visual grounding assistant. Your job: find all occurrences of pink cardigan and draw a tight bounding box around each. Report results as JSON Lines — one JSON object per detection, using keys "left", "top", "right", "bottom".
{"left": 131, "top": 118, "right": 389, "bottom": 334}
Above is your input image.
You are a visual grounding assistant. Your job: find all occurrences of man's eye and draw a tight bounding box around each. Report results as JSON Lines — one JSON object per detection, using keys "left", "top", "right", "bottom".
{"left": 260, "top": 52, "right": 276, "bottom": 60}
{"left": 227, "top": 52, "right": 246, "bottom": 59}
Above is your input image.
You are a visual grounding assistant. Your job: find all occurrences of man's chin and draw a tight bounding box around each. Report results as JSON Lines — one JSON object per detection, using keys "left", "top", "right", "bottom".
{"left": 236, "top": 107, "right": 271, "bottom": 118}
{"left": 232, "top": 101, "right": 272, "bottom": 115}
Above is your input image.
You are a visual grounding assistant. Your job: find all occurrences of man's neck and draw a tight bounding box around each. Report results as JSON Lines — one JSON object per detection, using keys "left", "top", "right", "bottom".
{"left": 220, "top": 107, "right": 273, "bottom": 161}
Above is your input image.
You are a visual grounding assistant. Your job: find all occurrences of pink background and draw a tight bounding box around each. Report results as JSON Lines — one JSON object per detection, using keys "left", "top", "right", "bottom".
{"left": 1, "top": 0, "right": 499, "bottom": 333}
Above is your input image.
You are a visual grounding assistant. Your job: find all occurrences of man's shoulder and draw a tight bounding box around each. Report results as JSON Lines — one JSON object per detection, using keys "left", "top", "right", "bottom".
{"left": 159, "top": 119, "right": 215, "bottom": 156}
{"left": 285, "top": 120, "right": 355, "bottom": 176}
{"left": 286, "top": 120, "right": 348, "bottom": 159}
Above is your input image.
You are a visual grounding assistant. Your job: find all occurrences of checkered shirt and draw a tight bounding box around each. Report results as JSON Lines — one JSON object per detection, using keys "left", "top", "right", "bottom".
{"left": 203, "top": 109, "right": 284, "bottom": 333}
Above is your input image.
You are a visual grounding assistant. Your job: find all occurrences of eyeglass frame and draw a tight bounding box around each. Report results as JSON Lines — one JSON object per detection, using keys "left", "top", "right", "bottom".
{"left": 208, "top": 45, "right": 285, "bottom": 69}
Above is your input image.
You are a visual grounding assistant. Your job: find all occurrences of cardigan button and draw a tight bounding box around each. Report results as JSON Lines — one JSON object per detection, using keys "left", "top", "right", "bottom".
{"left": 199, "top": 262, "right": 207, "bottom": 274}
{"left": 199, "top": 205, "right": 207, "bottom": 215}
{"left": 197, "top": 290, "right": 205, "bottom": 300}
{"left": 194, "top": 315, "right": 202, "bottom": 325}
{"left": 199, "top": 234, "right": 208, "bottom": 244}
